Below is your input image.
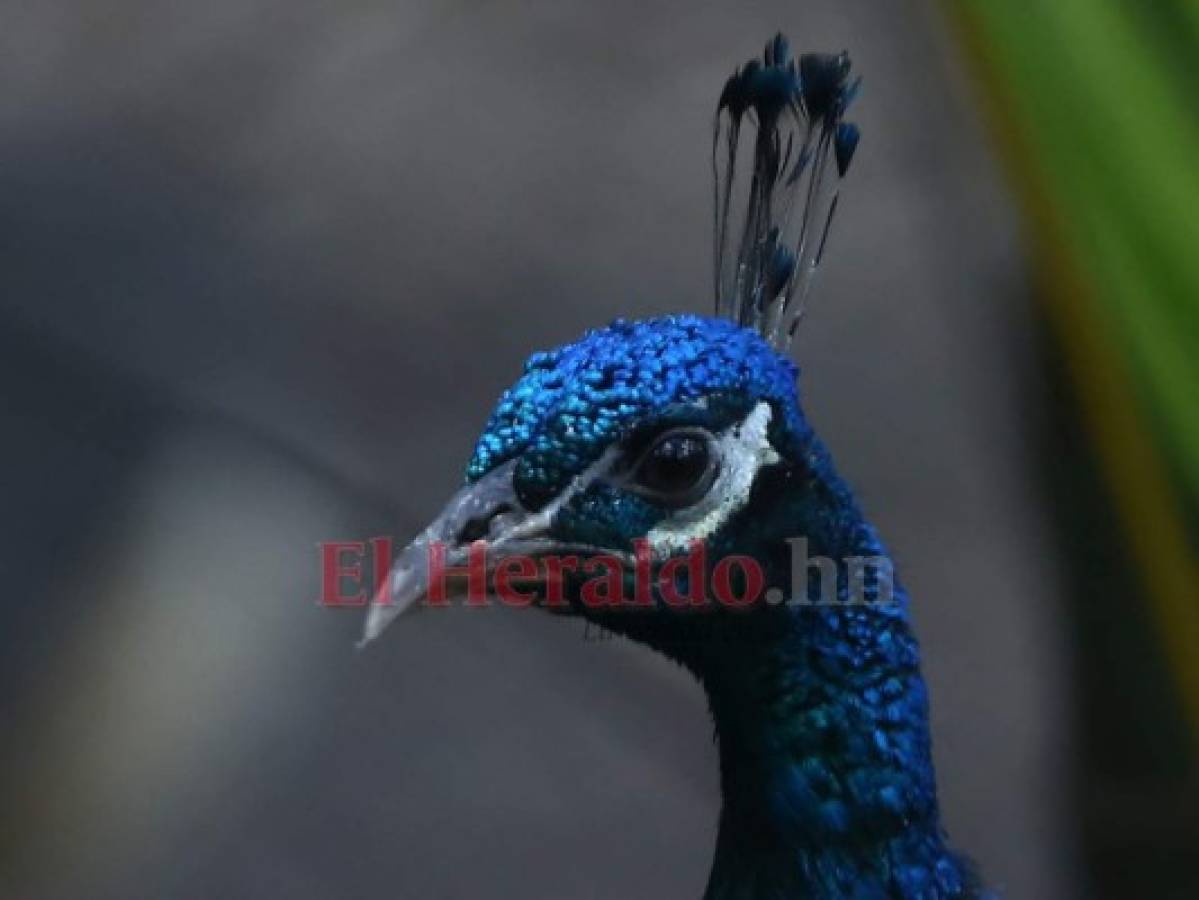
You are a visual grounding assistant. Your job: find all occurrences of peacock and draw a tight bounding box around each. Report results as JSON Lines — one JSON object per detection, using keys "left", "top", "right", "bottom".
{"left": 363, "top": 34, "right": 983, "bottom": 899}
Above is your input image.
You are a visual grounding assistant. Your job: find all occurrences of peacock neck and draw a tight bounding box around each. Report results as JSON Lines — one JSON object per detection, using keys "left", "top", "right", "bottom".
{"left": 699, "top": 608, "right": 975, "bottom": 899}
{"left": 698, "top": 444, "right": 977, "bottom": 898}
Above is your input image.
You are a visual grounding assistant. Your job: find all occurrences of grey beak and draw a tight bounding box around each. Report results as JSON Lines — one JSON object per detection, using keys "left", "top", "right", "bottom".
{"left": 359, "top": 460, "right": 528, "bottom": 646}
{"left": 359, "top": 448, "right": 628, "bottom": 648}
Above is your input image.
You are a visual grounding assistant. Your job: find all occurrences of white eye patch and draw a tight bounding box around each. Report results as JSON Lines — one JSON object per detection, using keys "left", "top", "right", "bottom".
{"left": 644, "top": 401, "right": 780, "bottom": 557}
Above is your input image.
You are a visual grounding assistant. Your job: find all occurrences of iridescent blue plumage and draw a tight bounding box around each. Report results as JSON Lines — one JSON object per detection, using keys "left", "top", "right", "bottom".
{"left": 369, "top": 34, "right": 983, "bottom": 899}
{"left": 467, "top": 316, "right": 806, "bottom": 506}
{"left": 460, "top": 316, "right": 983, "bottom": 897}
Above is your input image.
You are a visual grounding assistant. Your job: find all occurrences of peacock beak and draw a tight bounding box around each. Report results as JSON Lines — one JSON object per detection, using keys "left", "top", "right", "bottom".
{"left": 358, "top": 459, "right": 570, "bottom": 647}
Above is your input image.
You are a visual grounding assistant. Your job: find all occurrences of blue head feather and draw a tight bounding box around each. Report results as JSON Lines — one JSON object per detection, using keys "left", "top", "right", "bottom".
{"left": 468, "top": 315, "right": 806, "bottom": 501}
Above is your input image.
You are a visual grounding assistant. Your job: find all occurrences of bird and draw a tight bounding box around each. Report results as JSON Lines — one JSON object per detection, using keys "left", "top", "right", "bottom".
{"left": 363, "top": 34, "right": 984, "bottom": 900}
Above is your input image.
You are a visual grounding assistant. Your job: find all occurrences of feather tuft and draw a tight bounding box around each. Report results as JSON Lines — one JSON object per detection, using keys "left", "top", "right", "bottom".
{"left": 712, "top": 34, "right": 861, "bottom": 349}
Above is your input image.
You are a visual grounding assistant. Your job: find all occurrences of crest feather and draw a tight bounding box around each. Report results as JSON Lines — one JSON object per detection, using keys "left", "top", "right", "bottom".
{"left": 712, "top": 34, "right": 861, "bottom": 349}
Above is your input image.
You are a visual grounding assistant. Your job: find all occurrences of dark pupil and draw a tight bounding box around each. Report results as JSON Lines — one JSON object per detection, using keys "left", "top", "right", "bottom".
{"left": 640, "top": 435, "right": 709, "bottom": 494}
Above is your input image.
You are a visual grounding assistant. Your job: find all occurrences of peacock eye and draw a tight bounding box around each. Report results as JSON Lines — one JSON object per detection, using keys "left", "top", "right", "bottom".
{"left": 625, "top": 427, "right": 718, "bottom": 508}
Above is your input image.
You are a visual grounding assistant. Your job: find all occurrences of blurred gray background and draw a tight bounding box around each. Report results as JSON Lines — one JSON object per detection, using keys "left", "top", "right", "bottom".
{"left": 0, "top": 1, "right": 1076, "bottom": 897}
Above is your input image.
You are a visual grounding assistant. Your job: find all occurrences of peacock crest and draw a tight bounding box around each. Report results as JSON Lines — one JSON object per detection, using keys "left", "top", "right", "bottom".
{"left": 713, "top": 33, "right": 861, "bottom": 348}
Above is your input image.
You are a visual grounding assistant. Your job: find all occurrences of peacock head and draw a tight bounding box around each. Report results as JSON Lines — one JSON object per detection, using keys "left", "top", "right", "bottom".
{"left": 362, "top": 35, "right": 867, "bottom": 669}
{"left": 357, "top": 38, "right": 984, "bottom": 898}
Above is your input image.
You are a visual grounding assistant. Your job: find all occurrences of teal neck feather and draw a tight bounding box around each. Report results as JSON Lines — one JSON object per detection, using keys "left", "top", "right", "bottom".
{"left": 700, "top": 608, "right": 973, "bottom": 899}
{"left": 694, "top": 440, "right": 979, "bottom": 899}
